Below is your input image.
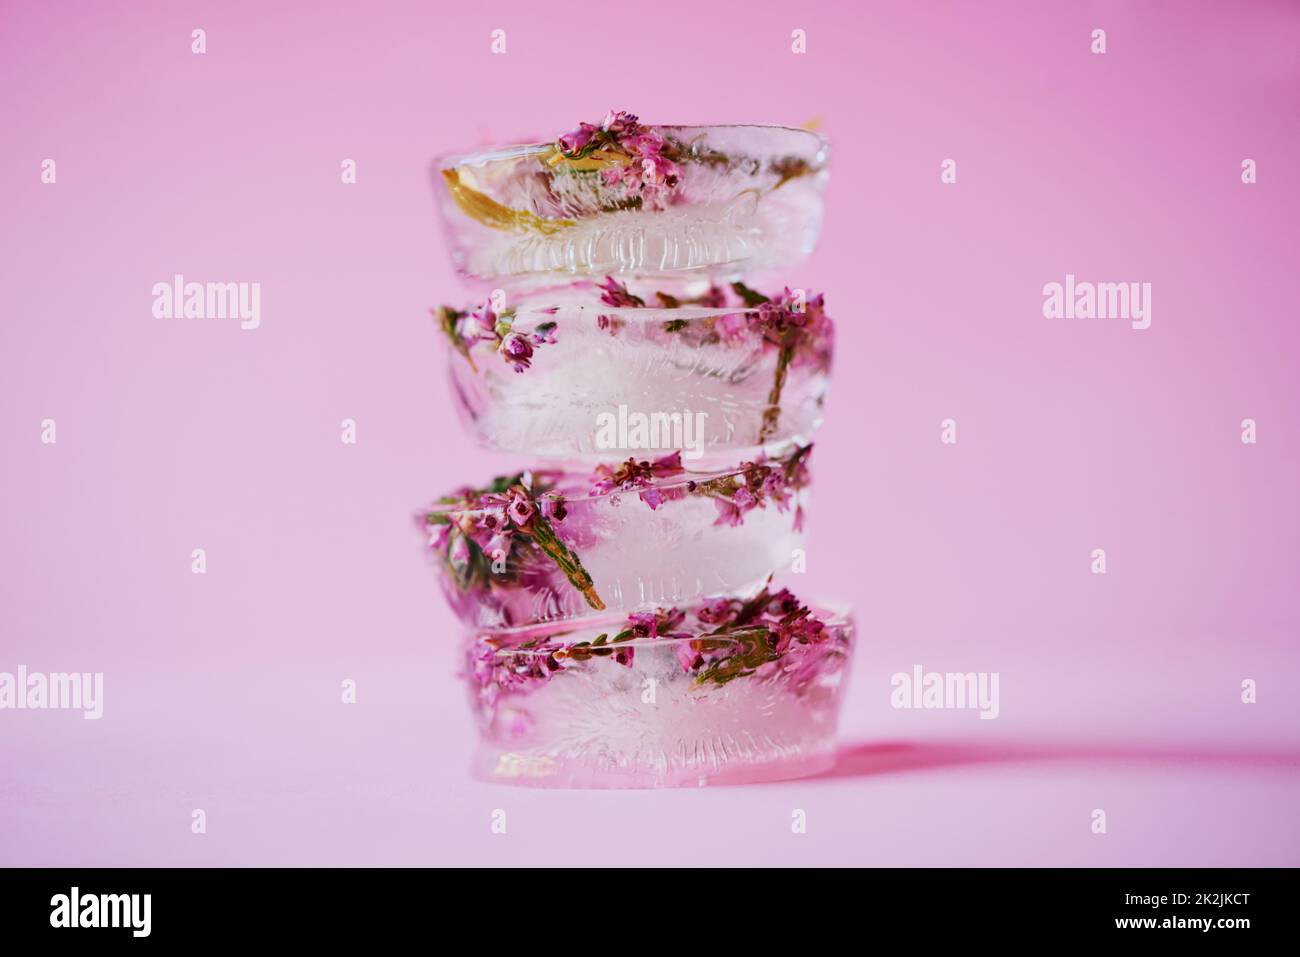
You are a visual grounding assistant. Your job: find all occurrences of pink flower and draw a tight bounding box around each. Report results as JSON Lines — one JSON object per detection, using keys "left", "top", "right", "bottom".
{"left": 506, "top": 487, "right": 535, "bottom": 527}
{"left": 759, "top": 470, "right": 790, "bottom": 511}
{"left": 623, "top": 129, "right": 665, "bottom": 156}
{"left": 627, "top": 611, "right": 660, "bottom": 639}
{"left": 675, "top": 641, "right": 702, "bottom": 673}
{"left": 716, "top": 311, "right": 749, "bottom": 342}
{"left": 448, "top": 532, "right": 470, "bottom": 568}
{"left": 530, "top": 321, "right": 557, "bottom": 345}
{"left": 499, "top": 332, "right": 534, "bottom": 372}
{"left": 591, "top": 451, "right": 685, "bottom": 500}
{"left": 483, "top": 530, "right": 512, "bottom": 559}
{"left": 785, "top": 445, "right": 813, "bottom": 489}
{"left": 765, "top": 588, "right": 801, "bottom": 617}
{"left": 626, "top": 607, "right": 686, "bottom": 640}
{"left": 696, "top": 597, "right": 740, "bottom": 625}
{"left": 597, "top": 276, "right": 644, "bottom": 308}
{"left": 558, "top": 122, "right": 598, "bottom": 156}
{"left": 640, "top": 486, "right": 669, "bottom": 510}
{"left": 539, "top": 493, "right": 567, "bottom": 522}
{"left": 602, "top": 110, "right": 639, "bottom": 135}
{"left": 441, "top": 300, "right": 558, "bottom": 374}
{"left": 470, "top": 301, "right": 498, "bottom": 333}
{"left": 698, "top": 286, "right": 728, "bottom": 309}
{"left": 713, "top": 497, "right": 744, "bottom": 527}
{"left": 769, "top": 608, "right": 826, "bottom": 653}
{"left": 475, "top": 501, "right": 508, "bottom": 536}
{"left": 555, "top": 112, "right": 682, "bottom": 209}
{"left": 747, "top": 289, "right": 832, "bottom": 360}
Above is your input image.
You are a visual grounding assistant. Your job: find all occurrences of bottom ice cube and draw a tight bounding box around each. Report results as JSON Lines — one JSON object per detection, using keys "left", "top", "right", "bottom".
{"left": 464, "top": 587, "right": 854, "bottom": 788}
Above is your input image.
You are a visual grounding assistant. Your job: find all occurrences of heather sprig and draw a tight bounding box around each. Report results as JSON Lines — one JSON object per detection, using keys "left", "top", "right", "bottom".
{"left": 554, "top": 111, "right": 682, "bottom": 210}
{"left": 590, "top": 279, "right": 833, "bottom": 444}
{"left": 730, "top": 283, "right": 832, "bottom": 441}
{"left": 434, "top": 301, "right": 558, "bottom": 374}
{"left": 687, "top": 443, "right": 812, "bottom": 529}
{"left": 589, "top": 451, "right": 686, "bottom": 510}
{"left": 473, "top": 584, "right": 837, "bottom": 692}
{"left": 424, "top": 472, "right": 603, "bottom": 610}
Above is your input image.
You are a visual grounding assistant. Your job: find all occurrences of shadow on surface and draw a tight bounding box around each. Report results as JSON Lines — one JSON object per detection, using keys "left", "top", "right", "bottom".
{"left": 816, "top": 738, "right": 1300, "bottom": 781}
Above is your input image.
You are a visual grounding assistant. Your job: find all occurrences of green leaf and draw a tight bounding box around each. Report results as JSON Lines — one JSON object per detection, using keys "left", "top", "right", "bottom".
{"left": 730, "top": 281, "right": 770, "bottom": 307}
{"left": 435, "top": 306, "right": 477, "bottom": 372}
{"left": 524, "top": 499, "right": 605, "bottom": 611}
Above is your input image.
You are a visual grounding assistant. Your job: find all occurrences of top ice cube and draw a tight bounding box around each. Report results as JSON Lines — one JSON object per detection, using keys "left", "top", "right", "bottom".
{"left": 433, "top": 112, "right": 829, "bottom": 284}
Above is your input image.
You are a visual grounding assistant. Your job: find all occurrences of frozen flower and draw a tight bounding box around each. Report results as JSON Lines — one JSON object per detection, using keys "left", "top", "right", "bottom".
{"left": 499, "top": 332, "right": 534, "bottom": 372}
{"left": 505, "top": 487, "right": 535, "bottom": 527}
{"left": 558, "top": 122, "right": 598, "bottom": 156}
{"left": 698, "top": 285, "right": 728, "bottom": 309}
{"left": 482, "top": 530, "right": 513, "bottom": 559}
{"left": 696, "top": 596, "right": 741, "bottom": 625}
{"left": 731, "top": 485, "right": 757, "bottom": 512}
{"left": 475, "top": 500, "right": 508, "bottom": 535}
{"left": 711, "top": 311, "right": 746, "bottom": 342}
{"left": 436, "top": 301, "right": 558, "bottom": 374}
{"left": 768, "top": 607, "right": 826, "bottom": 655}
{"left": 591, "top": 451, "right": 685, "bottom": 506}
{"left": 713, "top": 497, "right": 744, "bottom": 527}
{"left": 597, "top": 276, "right": 644, "bottom": 308}
{"left": 626, "top": 611, "right": 660, "bottom": 639}
{"left": 602, "top": 110, "right": 639, "bottom": 135}
{"left": 539, "top": 492, "right": 567, "bottom": 522}
{"left": 448, "top": 532, "right": 470, "bottom": 569}
{"left": 703, "top": 445, "right": 811, "bottom": 527}
{"left": 555, "top": 111, "right": 682, "bottom": 209}
{"left": 765, "top": 588, "right": 801, "bottom": 617}
{"left": 748, "top": 289, "right": 831, "bottom": 352}
{"left": 675, "top": 642, "right": 703, "bottom": 673}
{"left": 470, "top": 301, "right": 498, "bottom": 333}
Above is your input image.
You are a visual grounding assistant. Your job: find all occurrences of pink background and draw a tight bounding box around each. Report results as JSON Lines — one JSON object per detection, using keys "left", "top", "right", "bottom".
{"left": 2, "top": 0, "right": 1298, "bottom": 865}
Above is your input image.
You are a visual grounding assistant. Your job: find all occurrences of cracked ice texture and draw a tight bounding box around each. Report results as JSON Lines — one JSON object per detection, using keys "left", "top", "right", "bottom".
{"left": 443, "top": 286, "right": 832, "bottom": 460}
{"left": 466, "top": 605, "right": 854, "bottom": 788}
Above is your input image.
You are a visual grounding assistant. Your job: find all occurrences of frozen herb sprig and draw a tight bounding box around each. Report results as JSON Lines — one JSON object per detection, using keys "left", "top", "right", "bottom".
{"left": 473, "top": 585, "right": 836, "bottom": 692}
{"left": 591, "top": 278, "right": 833, "bottom": 444}
{"left": 435, "top": 301, "right": 557, "bottom": 374}
{"left": 730, "top": 283, "right": 832, "bottom": 442}
{"left": 589, "top": 451, "right": 686, "bottom": 510}
{"left": 687, "top": 443, "right": 812, "bottom": 529}
{"left": 554, "top": 111, "right": 682, "bottom": 210}
{"left": 423, "top": 473, "right": 603, "bottom": 610}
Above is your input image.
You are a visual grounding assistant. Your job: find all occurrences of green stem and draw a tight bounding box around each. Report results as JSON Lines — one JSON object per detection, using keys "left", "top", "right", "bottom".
{"left": 525, "top": 505, "right": 605, "bottom": 610}
{"left": 435, "top": 307, "right": 477, "bottom": 373}
{"left": 759, "top": 341, "right": 795, "bottom": 442}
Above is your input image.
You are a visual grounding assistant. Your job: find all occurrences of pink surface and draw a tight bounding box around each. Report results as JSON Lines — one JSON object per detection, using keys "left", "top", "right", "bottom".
{"left": 2, "top": 0, "right": 1299, "bottom": 865}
